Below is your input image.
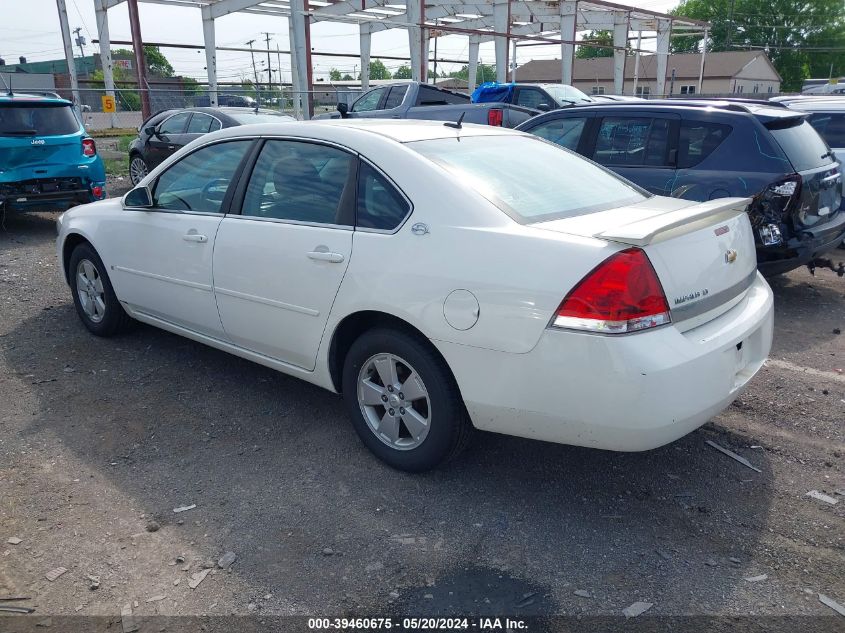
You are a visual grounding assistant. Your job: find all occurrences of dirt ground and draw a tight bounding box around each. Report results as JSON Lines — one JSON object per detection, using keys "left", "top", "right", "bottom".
{"left": 1, "top": 188, "right": 843, "bottom": 627}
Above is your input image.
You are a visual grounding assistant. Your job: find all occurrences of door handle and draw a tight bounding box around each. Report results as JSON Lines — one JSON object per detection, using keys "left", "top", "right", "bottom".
{"left": 168, "top": 145, "right": 175, "bottom": 150}
{"left": 307, "top": 250, "right": 344, "bottom": 263}
{"left": 183, "top": 233, "right": 208, "bottom": 243}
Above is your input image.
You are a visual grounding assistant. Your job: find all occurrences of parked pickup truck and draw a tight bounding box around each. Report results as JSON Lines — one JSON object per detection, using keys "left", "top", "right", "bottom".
{"left": 314, "top": 81, "right": 537, "bottom": 128}
{"left": 472, "top": 82, "right": 594, "bottom": 111}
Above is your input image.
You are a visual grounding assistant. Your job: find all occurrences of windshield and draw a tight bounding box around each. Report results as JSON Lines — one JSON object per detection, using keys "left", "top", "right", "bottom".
{"left": 226, "top": 112, "right": 293, "bottom": 124}
{"left": 768, "top": 119, "right": 834, "bottom": 172}
{"left": 0, "top": 103, "right": 79, "bottom": 136}
{"left": 410, "top": 135, "right": 647, "bottom": 223}
{"left": 543, "top": 85, "right": 593, "bottom": 105}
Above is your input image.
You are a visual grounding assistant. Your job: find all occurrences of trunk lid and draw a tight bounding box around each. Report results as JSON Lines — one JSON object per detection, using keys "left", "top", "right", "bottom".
{"left": 0, "top": 102, "right": 84, "bottom": 178}
{"left": 535, "top": 196, "right": 757, "bottom": 330}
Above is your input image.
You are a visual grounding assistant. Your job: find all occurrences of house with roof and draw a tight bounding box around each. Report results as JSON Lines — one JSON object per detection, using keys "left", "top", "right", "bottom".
{"left": 516, "top": 51, "right": 782, "bottom": 97}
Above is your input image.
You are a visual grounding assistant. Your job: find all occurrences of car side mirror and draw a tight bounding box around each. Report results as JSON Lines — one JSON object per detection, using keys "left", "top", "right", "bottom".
{"left": 123, "top": 185, "right": 153, "bottom": 208}
{"left": 536, "top": 103, "right": 551, "bottom": 112}
{"left": 337, "top": 102, "right": 349, "bottom": 118}
{"left": 144, "top": 125, "right": 157, "bottom": 137}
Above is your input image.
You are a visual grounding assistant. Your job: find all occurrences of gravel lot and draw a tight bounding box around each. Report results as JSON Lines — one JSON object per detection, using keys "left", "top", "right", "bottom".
{"left": 1, "top": 190, "right": 843, "bottom": 626}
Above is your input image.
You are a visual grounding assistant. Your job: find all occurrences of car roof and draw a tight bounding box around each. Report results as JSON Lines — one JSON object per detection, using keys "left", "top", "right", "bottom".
{"left": 0, "top": 92, "right": 72, "bottom": 105}
{"left": 563, "top": 99, "right": 803, "bottom": 122}
{"left": 201, "top": 118, "right": 520, "bottom": 144}
{"left": 784, "top": 99, "right": 845, "bottom": 112}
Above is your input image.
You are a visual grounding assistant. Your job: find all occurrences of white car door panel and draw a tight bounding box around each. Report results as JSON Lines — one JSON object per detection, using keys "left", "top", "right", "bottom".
{"left": 106, "top": 138, "right": 253, "bottom": 337}
{"left": 212, "top": 138, "right": 358, "bottom": 370}
{"left": 213, "top": 220, "right": 352, "bottom": 369}
{"left": 109, "top": 212, "right": 225, "bottom": 337}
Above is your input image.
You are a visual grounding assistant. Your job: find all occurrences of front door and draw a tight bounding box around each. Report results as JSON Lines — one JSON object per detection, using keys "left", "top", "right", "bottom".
{"left": 147, "top": 111, "right": 191, "bottom": 167}
{"left": 213, "top": 139, "right": 357, "bottom": 370}
{"left": 104, "top": 139, "right": 254, "bottom": 337}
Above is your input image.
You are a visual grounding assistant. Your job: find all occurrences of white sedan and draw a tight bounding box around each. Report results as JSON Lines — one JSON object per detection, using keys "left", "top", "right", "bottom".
{"left": 56, "top": 120, "right": 774, "bottom": 471}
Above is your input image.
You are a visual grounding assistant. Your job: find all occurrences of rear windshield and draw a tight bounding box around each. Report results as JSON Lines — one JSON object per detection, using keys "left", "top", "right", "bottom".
{"left": 0, "top": 103, "right": 79, "bottom": 136}
{"left": 410, "top": 135, "right": 647, "bottom": 223}
{"left": 226, "top": 112, "right": 293, "bottom": 124}
{"left": 768, "top": 119, "right": 834, "bottom": 172}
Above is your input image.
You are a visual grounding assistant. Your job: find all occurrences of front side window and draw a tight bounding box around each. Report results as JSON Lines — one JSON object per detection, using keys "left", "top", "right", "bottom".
{"left": 153, "top": 140, "right": 252, "bottom": 213}
{"left": 516, "top": 89, "right": 548, "bottom": 108}
{"left": 352, "top": 88, "right": 386, "bottom": 112}
{"left": 241, "top": 140, "right": 355, "bottom": 225}
{"left": 594, "top": 117, "right": 672, "bottom": 167}
{"left": 411, "top": 135, "right": 646, "bottom": 223}
{"left": 528, "top": 117, "right": 587, "bottom": 151}
{"left": 357, "top": 163, "right": 410, "bottom": 230}
{"left": 678, "top": 120, "right": 732, "bottom": 168}
{"left": 159, "top": 112, "right": 191, "bottom": 135}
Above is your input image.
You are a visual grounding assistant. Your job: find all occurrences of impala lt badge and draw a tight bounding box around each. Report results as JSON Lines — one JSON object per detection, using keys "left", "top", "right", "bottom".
{"left": 725, "top": 249, "right": 738, "bottom": 264}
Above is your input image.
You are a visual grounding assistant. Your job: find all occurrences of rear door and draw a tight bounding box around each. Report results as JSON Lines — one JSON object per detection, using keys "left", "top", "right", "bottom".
{"left": 587, "top": 113, "right": 680, "bottom": 195}
{"left": 213, "top": 139, "right": 356, "bottom": 370}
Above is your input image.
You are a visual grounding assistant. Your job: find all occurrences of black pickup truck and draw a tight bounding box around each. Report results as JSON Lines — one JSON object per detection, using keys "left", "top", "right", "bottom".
{"left": 314, "top": 81, "right": 537, "bottom": 128}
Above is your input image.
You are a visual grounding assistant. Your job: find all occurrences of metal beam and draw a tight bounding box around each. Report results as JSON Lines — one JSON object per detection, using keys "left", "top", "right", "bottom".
{"left": 655, "top": 18, "right": 671, "bottom": 97}
{"left": 560, "top": 0, "right": 575, "bottom": 85}
{"left": 56, "top": 0, "right": 80, "bottom": 105}
{"left": 467, "top": 34, "right": 479, "bottom": 92}
{"left": 290, "top": 0, "right": 310, "bottom": 117}
{"left": 359, "top": 22, "right": 371, "bottom": 90}
{"left": 200, "top": 5, "right": 218, "bottom": 107}
{"left": 94, "top": 0, "right": 118, "bottom": 125}
{"left": 612, "top": 11, "right": 627, "bottom": 95}
{"left": 493, "top": 0, "right": 508, "bottom": 83}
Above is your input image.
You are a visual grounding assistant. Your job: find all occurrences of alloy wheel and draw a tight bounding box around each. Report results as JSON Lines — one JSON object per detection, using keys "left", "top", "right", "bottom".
{"left": 357, "top": 353, "right": 432, "bottom": 451}
{"left": 129, "top": 157, "right": 148, "bottom": 185}
{"left": 76, "top": 259, "right": 106, "bottom": 323}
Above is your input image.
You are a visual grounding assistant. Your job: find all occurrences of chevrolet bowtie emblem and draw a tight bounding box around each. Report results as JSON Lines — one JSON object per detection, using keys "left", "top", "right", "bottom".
{"left": 725, "top": 249, "right": 738, "bottom": 264}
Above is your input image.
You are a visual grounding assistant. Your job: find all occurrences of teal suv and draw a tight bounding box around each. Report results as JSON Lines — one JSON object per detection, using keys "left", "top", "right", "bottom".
{"left": 0, "top": 93, "right": 106, "bottom": 212}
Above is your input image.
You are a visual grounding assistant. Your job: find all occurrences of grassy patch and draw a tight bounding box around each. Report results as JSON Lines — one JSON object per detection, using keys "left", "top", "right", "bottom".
{"left": 103, "top": 157, "right": 129, "bottom": 178}
{"left": 116, "top": 135, "right": 134, "bottom": 153}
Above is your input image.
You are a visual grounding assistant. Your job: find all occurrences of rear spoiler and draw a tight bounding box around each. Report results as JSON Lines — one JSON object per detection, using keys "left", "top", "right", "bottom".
{"left": 596, "top": 197, "right": 752, "bottom": 246}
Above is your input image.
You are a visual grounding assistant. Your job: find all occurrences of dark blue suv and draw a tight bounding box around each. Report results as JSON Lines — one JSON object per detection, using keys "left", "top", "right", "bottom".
{"left": 517, "top": 100, "right": 845, "bottom": 275}
{"left": 0, "top": 93, "right": 106, "bottom": 213}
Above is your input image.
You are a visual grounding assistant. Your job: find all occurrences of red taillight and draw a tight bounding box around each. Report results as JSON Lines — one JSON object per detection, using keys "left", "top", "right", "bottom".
{"left": 91, "top": 185, "right": 104, "bottom": 198}
{"left": 552, "top": 248, "right": 671, "bottom": 334}
{"left": 82, "top": 138, "right": 96, "bottom": 157}
{"left": 487, "top": 108, "right": 504, "bottom": 127}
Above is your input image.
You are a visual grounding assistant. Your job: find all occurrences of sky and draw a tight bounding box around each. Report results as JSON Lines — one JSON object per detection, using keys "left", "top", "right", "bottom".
{"left": 1, "top": 0, "right": 680, "bottom": 84}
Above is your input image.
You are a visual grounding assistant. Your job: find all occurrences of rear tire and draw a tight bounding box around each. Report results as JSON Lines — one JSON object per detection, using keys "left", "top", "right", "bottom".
{"left": 68, "top": 243, "right": 133, "bottom": 337}
{"left": 341, "top": 328, "right": 472, "bottom": 472}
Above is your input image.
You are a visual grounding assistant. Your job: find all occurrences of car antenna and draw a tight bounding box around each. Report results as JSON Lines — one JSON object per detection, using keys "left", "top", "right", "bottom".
{"left": 0, "top": 73, "right": 12, "bottom": 96}
{"left": 444, "top": 111, "right": 465, "bottom": 130}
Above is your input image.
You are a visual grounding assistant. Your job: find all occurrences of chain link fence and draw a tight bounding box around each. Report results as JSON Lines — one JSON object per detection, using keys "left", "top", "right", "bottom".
{"left": 73, "top": 86, "right": 365, "bottom": 131}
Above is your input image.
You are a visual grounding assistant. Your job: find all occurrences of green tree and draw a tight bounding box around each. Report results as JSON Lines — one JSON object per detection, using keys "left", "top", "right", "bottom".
{"left": 448, "top": 63, "right": 496, "bottom": 83}
{"left": 576, "top": 30, "right": 615, "bottom": 59}
{"left": 670, "top": 0, "right": 845, "bottom": 92}
{"left": 329, "top": 68, "right": 342, "bottom": 81}
{"left": 360, "top": 58, "right": 392, "bottom": 80}
{"left": 341, "top": 73, "right": 354, "bottom": 81}
{"left": 112, "top": 46, "right": 175, "bottom": 77}
{"left": 393, "top": 64, "right": 413, "bottom": 79}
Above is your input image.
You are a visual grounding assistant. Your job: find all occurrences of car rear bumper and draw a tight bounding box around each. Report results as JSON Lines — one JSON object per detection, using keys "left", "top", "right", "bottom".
{"left": 435, "top": 273, "right": 774, "bottom": 451}
{"left": 758, "top": 211, "right": 845, "bottom": 275}
{"left": 0, "top": 178, "right": 105, "bottom": 212}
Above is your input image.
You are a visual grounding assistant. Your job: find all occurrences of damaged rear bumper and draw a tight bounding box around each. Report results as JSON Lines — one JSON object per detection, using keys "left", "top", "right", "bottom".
{"left": 757, "top": 212, "right": 845, "bottom": 276}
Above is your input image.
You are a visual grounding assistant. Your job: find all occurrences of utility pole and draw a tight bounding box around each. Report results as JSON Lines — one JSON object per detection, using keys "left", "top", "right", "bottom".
{"left": 263, "top": 32, "right": 274, "bottom": 96}
{"left": 73, "top": 27, "right": 86, "bottom": 59}
{"left": 245, "top": 38, "right": 260, "bottom": 98}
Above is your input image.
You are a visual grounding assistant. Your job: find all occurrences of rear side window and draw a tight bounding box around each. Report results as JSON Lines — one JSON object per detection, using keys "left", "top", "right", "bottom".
{"left": 594, "top": 117, "right": 671, "bottom": 167}
{"left": 0, "top": 104, "right": 79, "bottom": 136}
{"left": 808, "top": 112, "right": 845, "bottom": 148}
{"left": 186, "top": 113, "right": 217, "bottom": 134}
{"left": 356, "top": 163, "right": 410, "bottom": 230}
{"left": 411, "top": 135, "right": 646, "bottom": 223}
{"left": 384, "top": 85, "right": 408, "bottom": 109}
{"left": 768, "top": 119, "right": 834, "bottom": 172}
{"left": 528, "top": 117, "right": 587, "bottom": 151}
{"left": 677, "top": 120, "right": 732, "bottom": 168}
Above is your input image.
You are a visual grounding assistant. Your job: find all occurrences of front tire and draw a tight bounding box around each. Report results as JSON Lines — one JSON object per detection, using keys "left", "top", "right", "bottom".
{"left": 341, "top": 328, "right": 472, "bottom": 472}
{"left": 129, "top": 155, "right": 148, "bottom": 185}
{"left": 68, "top": 243, "right": 133, "bottom": 337}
